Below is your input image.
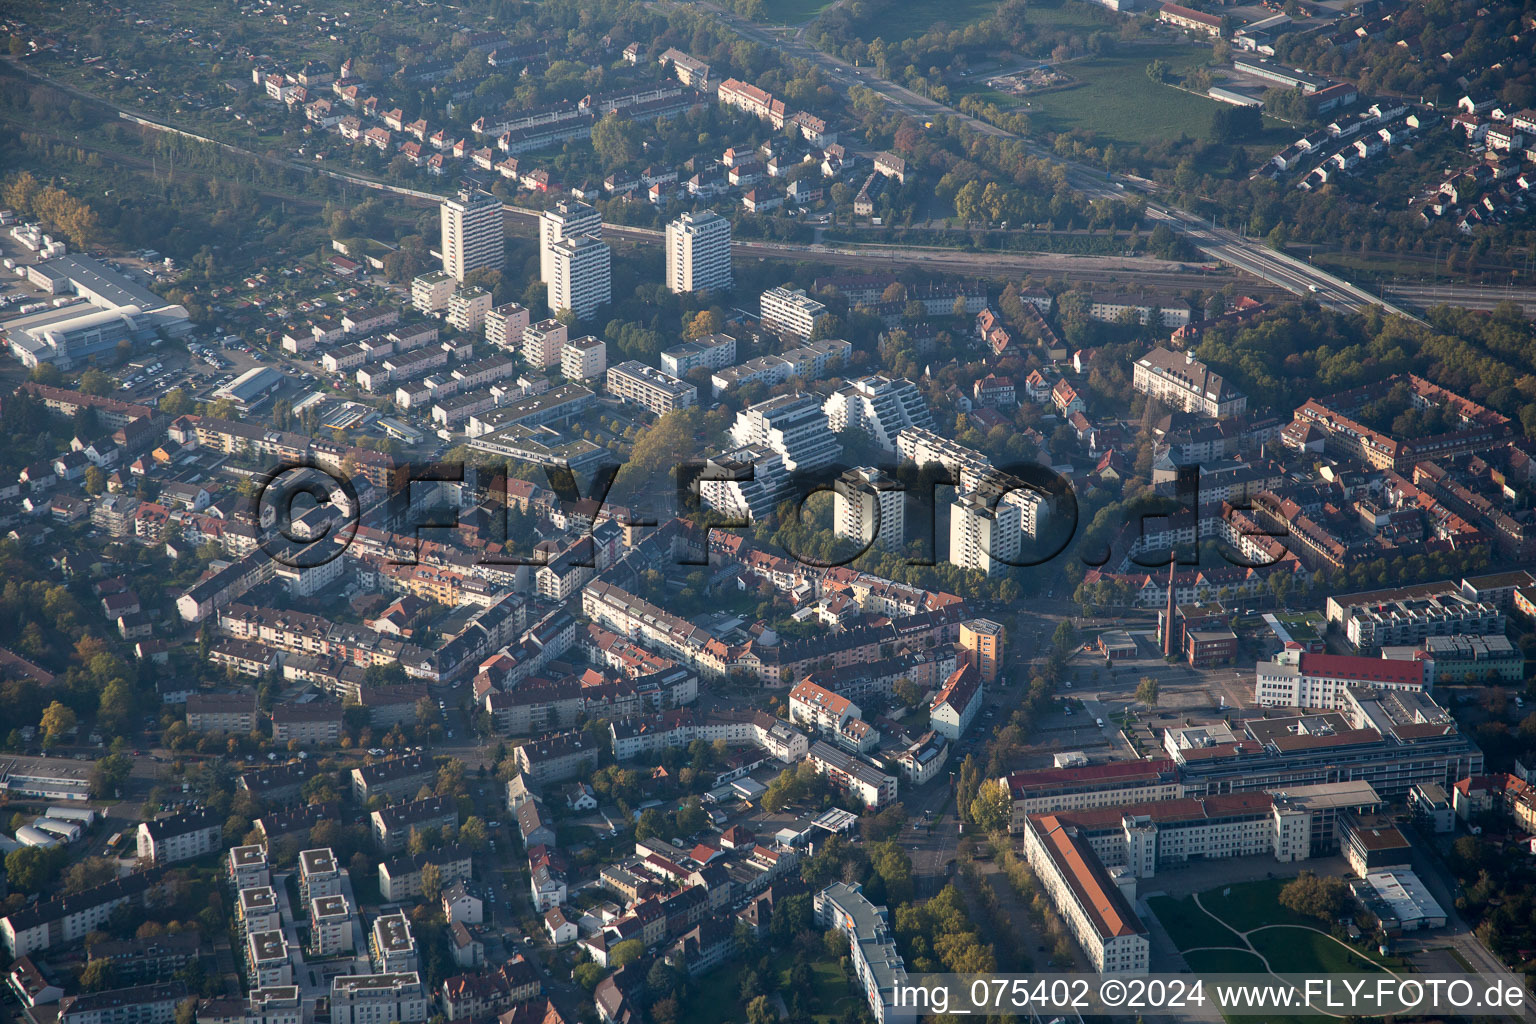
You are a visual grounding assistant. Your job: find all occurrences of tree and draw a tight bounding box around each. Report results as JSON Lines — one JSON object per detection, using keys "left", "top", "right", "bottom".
{"left": 968, "top": 780, "right": 1011, "bottom": 833}
{"left": 684, "top": 310, "right": 722, "bottom": 340}
{"left": 746, "top": 994, "right": 779, "bottom": 1024}
{"left": 64, "top": 857, "right": 119, "bottom": 894}
{"left": 83, "top": 465, "right": 106, "bottom": 495}
{"left": 893, "top": 677, "right": 922, "bottom": 708}
{"left": 591, "top": 111, "right": 641, "bottom": 167}
{"left": 80, "top": 959, "right": 116, "bottom": 992}
{"left": 609, "top": 938, "right": 645, "bottom": 968}
{"left": 1135, "top": 676, "right": 1160, "bottom": 706}
{"left": 420, "top": 861, "right": 444, "bottom": 902}
{"left": 1145, "top": 60, "right": 1172, "bottom": 84}
{"left": 1051, "top": 620, "right": 1078, "bottom": 653}
{"left": 635, "top": 808, "right": 667, "bottom": 842}
{"left": 40, "top": 701, "right": 77, "bottom": 747}
{"left": 574, "top": 962, "right": 606, "bottom": 991}
{"left": 459, "top": 816, "right": 489, "bottom": 850}
{"left": 1278, "top": 871, "right": 1351, "bottom": 922}
{"left": 78, "top": 368, "right": 113, "bottom": 396}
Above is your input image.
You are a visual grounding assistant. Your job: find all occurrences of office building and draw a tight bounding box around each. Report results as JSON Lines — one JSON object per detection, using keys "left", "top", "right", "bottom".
{"left": 666, "top": 210, "right": 732, "bottom": 294}
{"left": 1255, "top": 649, "right": 1430, "bottom": 709}
{"left": 1022, "top": 815, "right": 1149, "bottom": 974}
{"left": 547, "top": 234, "right": 611, "bottom": 320}
{"left": 539, "top": 200, "right": 601, "bottom": 284}
{"left": 605, "top": 361, "right": 697, "bottom": 415}
{"left": 1132, "top": 348, "right": 1248, "bottom": 418}
{"left": 759, "top": 286, "right": 826, "bottom": 336}
{"left": 834, "top": 467, "right": 905, "bottom": 552}
{"left": 1002, "top": 760, "right": 1185, "bottom": 831}
{"left": 440, "top": 189, "right": 504, "bottom": 281}
{"left": 729, "top": 393, "right": 842, "bottom": 474}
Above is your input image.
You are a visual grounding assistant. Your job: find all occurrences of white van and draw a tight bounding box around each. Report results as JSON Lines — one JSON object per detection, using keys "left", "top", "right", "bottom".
{"left": 1096, "top": 718, "right": 1105, "bottom": 728}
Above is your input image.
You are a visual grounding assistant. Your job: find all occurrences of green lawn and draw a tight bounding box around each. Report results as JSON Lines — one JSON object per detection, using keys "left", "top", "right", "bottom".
{"left": 685, "top": 954, "right": 859, "bottom": 1024}
{"left": 1146, "top": 894, "right": 1242, "bottom": 951}
{"left": 1182, "top": 948, "right": 1268, "bottom": 974}
{"left": 1017, "top": 47, "right": 1226, "bottom": 146}
{"left": 1248, "top": 926, "right": 1399, "bottom": 974}
{"left": 777, "top": 957, "right": 863, "bottom": 1023}
{"left": 1197, "top": 879, "right": 1321, "bottom": 932}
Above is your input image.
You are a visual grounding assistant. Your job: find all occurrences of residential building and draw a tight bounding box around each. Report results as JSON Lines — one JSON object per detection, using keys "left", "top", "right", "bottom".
{"left": 137, "top": 809, "right": 220, "bottom": 864}
{"left": 958, "top": 618, "right": 1004, "bottom": 685}
{"left": 806, "top": 741, "right": 897, "bottom": 809}
{"left": 834, "top": 466, "right": 905, "bottom": 552}
{"left": 485, "top": 302, "right": 530, "bottom": 349}
{"left": 185, "top": 694, "right": 258, "bottom": 734}
{"left": 665, "top": 210, "right": 732, "bottom": 294}
{"left": 351, "top": 754, "right": 433, "bottom": 802}
{"left": 412, "top": 271, "right": 457, "bottom": 315}
{"left": 814, "top": 884, "right": 915, "bottom": 1024}
{"left": 330, "top": 974, "right": 429, "bottom": 1024}
{"left": 441, "top": 189, "right": 505, "bottom": 281}
{"left": 547, "top": 234, "right": 611, "bottom": 319}
{"left": 447, "top": 286, "right": 493, "bottom": 332}
{"left": 660, "top": 334, "right": 736, "bottom": 377}
{"left": 822, "top": 375, "right": 934, "bottom": 452}
{"left": 949, "top": 493, "right": 1020, "bottom": 577}
{"left": 560, "top": 336, "right": 607, "bottom": 382}
{"left": 789, "top": 680, "right": 860, "bottom": 734}
{"left": 371, "top": 797, "right": 458, "bottom": 853}
{"left": 58, "top": 983, "right": 189, "bottom": 1024}
{"left": 521, "top": 319, "right": 569, "bottom": 370}
{"left": 759, "top": 286, "right": 826, "bottom": 336}
{"left": 606, "top": 361, "right": 697, "bottom": 414}
{"left": 929, "top": 663, "right": 982, "bottom": 741}
{"left": 729, "top": 393, "right": 842, "bottom": 473}
{"left": 310, "top": 895, "right": 353, "bottom": 956}
{"left": 370, "top": 913, "right": 418, "bottom": 974}
{"left": 539, "top": 201, "right": 602, "bottom": 285}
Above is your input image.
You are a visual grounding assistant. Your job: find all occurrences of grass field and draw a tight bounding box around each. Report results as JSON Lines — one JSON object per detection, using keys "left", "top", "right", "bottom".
{"left": 1145, "top": 894, "right": 1241, "bottom": 950}
{"left": 1196, "top": 879, "right": 1322, "bottom": 932}
{"left": 1182, "top": 948, "right": 1268, "bottom": 974}
{"left": 1016, "top": 47, "right": 1226, "bottom": 146}
{"left": 1248, "top": 927, "right": 1392, "bottom": 974}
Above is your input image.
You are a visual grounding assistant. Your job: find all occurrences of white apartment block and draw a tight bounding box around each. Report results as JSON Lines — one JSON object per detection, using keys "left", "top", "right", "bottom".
{"left": 560, "top": 335, "right": 607, "bottom": 381}
{"left": 1254, "top": 649, "right": 1429, "bottom": 709}
{"left": 440, "top": 189, "right": 504, "bottom": 281}
{"left": 729, "top": 393, "right": 843, "bottom": 473}
{"left": 446, "top": 286, "right": 492, "bottom": 333}
{"left": 666, "top": 210, "right": 733, "bottom": 294}
{"left": 949, "top": 493, "right": 1021, "bottom": 578}
{"left": 760, "top": 286, "right": 826, "bottom": 336}
{"left": 660, "top": 333, "right": 736, "bottom": 377}
{"left": 539, "top": 200, "right": 601, "bottom": 285}
{"left": 521, "top": 319, "right": 568, "bottom": 370}
{"left": 411, "top": 271, "right": 456, "bottom": 315}
{"left": 834, "top": 466, "right": 905, "bottom": 552}
{"left": 606, "top": 360, "right": 697, "bottom": 414}
{"left": 814, "top": 884, "right": 916, "bottom": 1024}
{"left": 137, "top": 809, "right": 220, "bottom": 864}
{"left": 547, "top": 233, "right": 611, "bottom": 319}
{"left": 310, "top": 894, "right": 354, "bottom": 956}
{"left": 895, "top": 427, "right": 995, "bottom": 492}
{"left": 823, "top": 375, "right": 934, "bottom": 452}
{"left": 697, "top": 446, "right": 790, "bottom": 523}
{"left": 330, "top": 974, "right": 429, "bottom": 1024}
{"left": 484, "top": 302, "right": 529, "bottom": 349}
{"left": 246, "top": 930, "right": 292, "bottom": 987}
